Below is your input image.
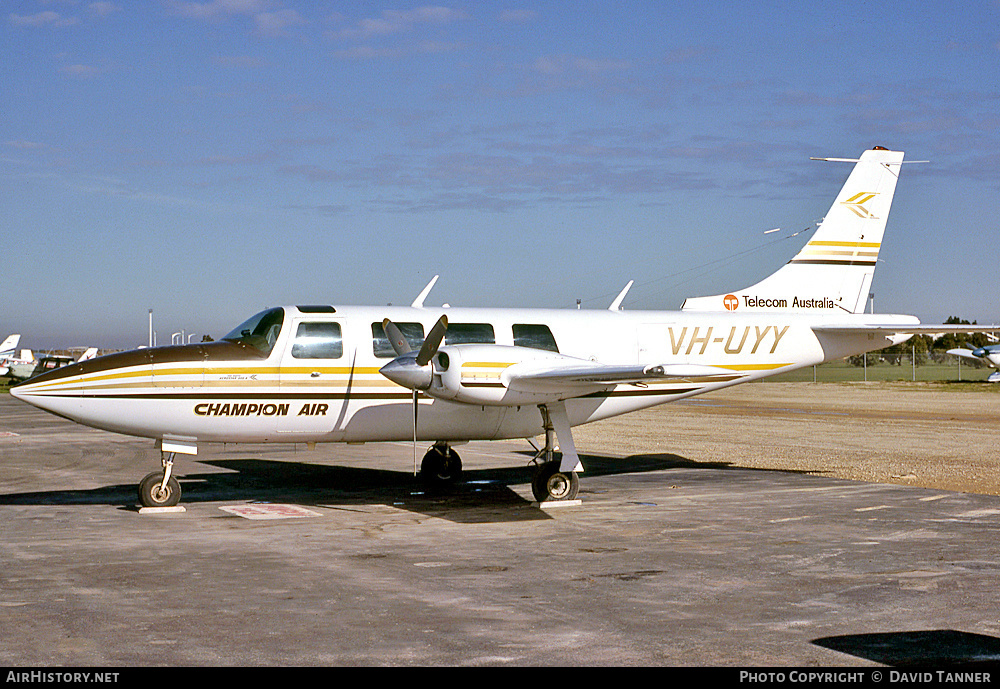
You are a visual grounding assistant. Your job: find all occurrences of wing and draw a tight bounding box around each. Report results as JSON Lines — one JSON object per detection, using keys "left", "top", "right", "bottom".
{"left": 946, "top": 348, "right": 983, "bottom": 361}
{"left": 504, "top": 361, "right": 736, "bottom": 394}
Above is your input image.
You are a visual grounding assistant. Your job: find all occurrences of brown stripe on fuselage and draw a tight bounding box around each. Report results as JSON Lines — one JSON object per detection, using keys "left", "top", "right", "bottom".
{"left": 13, "top": 341, "right": 267, "bottom": 388}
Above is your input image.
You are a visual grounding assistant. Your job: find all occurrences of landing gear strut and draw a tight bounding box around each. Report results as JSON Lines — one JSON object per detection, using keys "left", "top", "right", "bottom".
{"left": 138, "top": 451, "right": 181, "bottom": 508}
{"left": 420, "top": 442, "right": 463, "bottom": 487}
{"left": 530, "top": 405, "right": 580, "bottom": 503}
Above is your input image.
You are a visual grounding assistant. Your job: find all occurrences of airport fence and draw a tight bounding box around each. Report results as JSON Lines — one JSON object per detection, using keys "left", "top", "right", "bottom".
{"left": 767, "top": 349, "right": 996, "bottom": 384}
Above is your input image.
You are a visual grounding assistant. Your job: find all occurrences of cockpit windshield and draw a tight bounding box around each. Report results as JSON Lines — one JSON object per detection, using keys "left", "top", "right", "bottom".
{"left": 221, "top": 308, "right": 284, "bottom": 357}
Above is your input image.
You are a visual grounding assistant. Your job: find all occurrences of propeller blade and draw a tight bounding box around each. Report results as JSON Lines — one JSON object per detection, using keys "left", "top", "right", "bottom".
{"left": 415, "top": 314, "right": 448, "bottom": 367}
{"left": 382, "top": 319, "right": 412, "bottom": 356}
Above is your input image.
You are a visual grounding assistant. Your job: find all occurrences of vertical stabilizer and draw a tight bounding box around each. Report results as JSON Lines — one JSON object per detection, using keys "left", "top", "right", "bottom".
{"left": 682, "top": 147, "right": 904, "bottom": 314}
{"left": 0, "top": 334, "right": 20, "bottom": 358}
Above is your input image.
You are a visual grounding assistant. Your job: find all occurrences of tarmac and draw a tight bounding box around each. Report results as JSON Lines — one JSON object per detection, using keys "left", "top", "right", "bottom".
{"left": 2, "top": 385, "right": 1000, "bottom": 667}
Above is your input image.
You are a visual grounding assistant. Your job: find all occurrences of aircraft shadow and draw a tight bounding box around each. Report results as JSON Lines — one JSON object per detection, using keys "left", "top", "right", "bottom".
{"left": 813, "top": 630, "right": 1000, "bottom": 667}
{"left": 0, "top": 450, "right": 811, "bottom": 524}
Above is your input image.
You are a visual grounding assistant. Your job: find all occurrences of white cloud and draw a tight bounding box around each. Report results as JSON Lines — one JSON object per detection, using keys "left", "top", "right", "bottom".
{"left": 333, "top": 41, "right": 463, "bottom": 60}
{"left": 498, "top": 9, "right": 537, "bottom": 24}
{"left": 254, "top": 9, "right": 306, "bottom": 36}
{"left": 334, "top": 6, "right": 469, "bottom": 40}
{"left": 89, "top": 3, "right": 121, "bottom": 17}
{"left": 9, "top": 11, "right": 81, "bottom": 28}
{"left": 60, "top": 64, "right": 101, "bottom": 79}
{"left": 169, "top": 0, "right": 271, "bottom": 20}
{"left": 170, "top": 1, "right": 306, "bottom": 37}
{"left": 5, "top": 140, "right": 44, "bottom": 150}
{"left": 533, "top": 55, "right": 631, "bottom": 76}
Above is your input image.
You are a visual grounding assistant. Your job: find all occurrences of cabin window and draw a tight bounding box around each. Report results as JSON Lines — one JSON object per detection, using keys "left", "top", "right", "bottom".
{"left": 445, "top": 323, "right": 495, "bottom": 345}
{"left": 513, "top": 324, "right": 559, "bottom": 352}
{"left": 222, "top": 307, "right": 285, "bottom": 357}
{"left": 371, "top": 322, "right": 425, "bottom": 358}
{"left": 291, "top": 322, "right": 343, "bottom": 359}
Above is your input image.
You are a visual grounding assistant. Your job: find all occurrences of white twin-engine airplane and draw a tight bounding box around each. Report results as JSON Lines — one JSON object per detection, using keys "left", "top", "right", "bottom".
{"left": 11, "top": 147, "right": 995, "bottom": 508}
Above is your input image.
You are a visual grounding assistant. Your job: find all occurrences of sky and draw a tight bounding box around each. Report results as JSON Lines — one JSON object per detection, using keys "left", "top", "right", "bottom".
{"left": 3, "top": 0, "right": 999, "bottom": 350}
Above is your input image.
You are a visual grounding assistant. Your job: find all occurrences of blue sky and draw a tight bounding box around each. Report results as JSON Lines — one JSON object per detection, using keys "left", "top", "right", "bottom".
{"left": 3, "top": 1, "right": 999, "bottom": 349}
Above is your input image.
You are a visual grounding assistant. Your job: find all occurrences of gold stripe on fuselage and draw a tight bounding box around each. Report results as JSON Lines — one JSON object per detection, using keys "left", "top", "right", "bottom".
{"left": 21, "top": 361, "right": 792, "bottom": 397}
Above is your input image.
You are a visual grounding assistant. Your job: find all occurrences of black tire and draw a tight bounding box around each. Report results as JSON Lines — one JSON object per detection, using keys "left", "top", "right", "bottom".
{"left": 420, "top": 446, "right": 463, "bottom": 485}
{"left": 531, "top": 462, "right": 579, "bottom": 502}
{"left": 138, "top": 471, "right": 181, "bottom": 508}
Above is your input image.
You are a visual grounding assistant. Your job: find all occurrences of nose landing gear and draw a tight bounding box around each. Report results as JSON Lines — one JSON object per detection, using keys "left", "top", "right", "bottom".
{"left": 420, "top": 442, "right": 463, "bottom": 486}
{"left": 138, "top": 451, "right": 181, "bottom": 508}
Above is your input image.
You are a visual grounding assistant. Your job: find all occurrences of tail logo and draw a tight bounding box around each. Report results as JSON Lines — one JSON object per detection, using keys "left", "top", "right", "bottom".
{"left": 841, "top": 191, "right": 879, "bottom": 219}
{"left": 723, "top": 294, "right": 739, "bottom": 311}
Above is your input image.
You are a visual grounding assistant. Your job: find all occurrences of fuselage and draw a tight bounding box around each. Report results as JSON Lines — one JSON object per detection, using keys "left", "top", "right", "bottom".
{"left": 10, "top": 303, "right": 917, "bottom": 448}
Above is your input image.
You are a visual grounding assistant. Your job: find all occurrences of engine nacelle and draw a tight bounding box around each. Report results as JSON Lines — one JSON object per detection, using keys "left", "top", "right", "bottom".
{"left": 424, "top": 344, "right": 607, "bottom": 407}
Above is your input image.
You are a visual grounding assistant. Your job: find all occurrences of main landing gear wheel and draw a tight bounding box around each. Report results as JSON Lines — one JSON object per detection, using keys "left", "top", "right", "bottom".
{"left": 420, "top": 444, "right": 463, "bottom": 486}
{"left": 531, "top": 462, "right": 579, "bottom": 503}
{"left": 138, "top": 471, "right": 181, "bottom": 508}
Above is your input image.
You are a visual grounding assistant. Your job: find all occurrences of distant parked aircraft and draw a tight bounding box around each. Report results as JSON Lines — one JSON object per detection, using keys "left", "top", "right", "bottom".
{"left": 7, "top": 348, "right": 98, "bottom": 382}
{"left": 0, "top": 334, "right": 20, "bottom": 376}
{"left": 947, "top": 344, "right": 1000, "bottom": 382}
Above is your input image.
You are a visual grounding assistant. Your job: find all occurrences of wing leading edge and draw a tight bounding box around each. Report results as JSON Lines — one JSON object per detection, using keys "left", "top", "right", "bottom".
{"left": 504, "top": 361, "right": 737, "bottom": 393}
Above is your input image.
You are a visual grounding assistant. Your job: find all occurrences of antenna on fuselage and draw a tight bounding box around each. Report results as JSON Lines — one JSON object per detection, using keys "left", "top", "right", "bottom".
{"left": 411, "top": 275, "right": 439, "bottom": 308}
{"left": 608, "top": 281, "right": 633, "bottom": 311}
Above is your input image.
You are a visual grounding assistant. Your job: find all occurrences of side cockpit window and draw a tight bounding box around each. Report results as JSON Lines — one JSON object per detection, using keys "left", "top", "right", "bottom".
{"left": 222, "top": 308, "right": 285, "bottom": 357}
{"left": 372, "top": 322, "right": 425, "bottom": 358}
{"left": 513, "top": 324, "right": 559, "bottom": 352}
{"left": 292, "top": 322, "right": 343, "bottom": 359}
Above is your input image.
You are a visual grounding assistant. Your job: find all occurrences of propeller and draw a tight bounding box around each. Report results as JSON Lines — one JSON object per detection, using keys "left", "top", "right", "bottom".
{"left": 417, "top": 314, "right": 448, "bottom": 366}
{"left": 379, "top": 315, "right": 448, "bottom": 390}
{"left": 380, "top": 315, "right": 448, "bottom": 474}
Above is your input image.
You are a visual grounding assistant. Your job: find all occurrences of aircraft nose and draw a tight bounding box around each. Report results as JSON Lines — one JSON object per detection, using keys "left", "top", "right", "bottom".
{"left": 9, "top": 382, "right": 27, "bottom": 402}
{"left": 9, "top": 373, "right": 69, "bottom": 414}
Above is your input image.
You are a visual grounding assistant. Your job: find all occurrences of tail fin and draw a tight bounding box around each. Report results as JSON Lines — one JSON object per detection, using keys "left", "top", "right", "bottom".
{"left": 682, "top": 147, "right": 905, "bottom": 314}
{"left": 0, "top": 334, "right": 20, "bottom": 358}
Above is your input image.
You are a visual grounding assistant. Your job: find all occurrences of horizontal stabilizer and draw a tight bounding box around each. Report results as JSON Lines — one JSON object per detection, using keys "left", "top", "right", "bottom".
{"left": 812, "top": 323, "right": 1000, "bottom": 337}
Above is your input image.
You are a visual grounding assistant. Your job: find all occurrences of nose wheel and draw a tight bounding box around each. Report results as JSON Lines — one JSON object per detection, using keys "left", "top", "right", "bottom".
{"left": 420, "top": 443, "right": 463, "bottom": 486}
{"left": 138, "top": 451, "right": 182, "bottom": 508}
